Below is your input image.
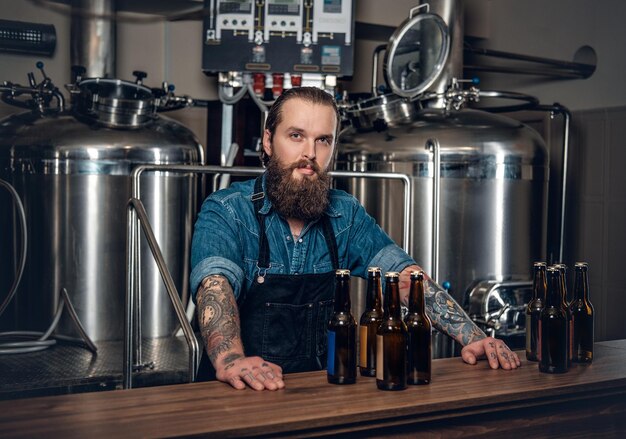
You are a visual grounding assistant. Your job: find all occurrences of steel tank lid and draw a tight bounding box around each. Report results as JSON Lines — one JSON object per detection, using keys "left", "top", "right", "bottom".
{"left": 338, "top": 108, "right": 548, "bottom": 165}
{"left": 0, "top": 111, "right": 200, "bottom": 164}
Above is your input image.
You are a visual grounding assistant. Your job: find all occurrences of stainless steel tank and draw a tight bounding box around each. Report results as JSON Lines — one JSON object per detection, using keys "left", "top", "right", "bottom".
{"left": 338, "top": 104, "right": 548, "bottom": 296}
{"left": 0, "top": 77, "right": 201, "bottom": 341}
{"left": 336, "top": 3, "right": 548, "bottom": 356}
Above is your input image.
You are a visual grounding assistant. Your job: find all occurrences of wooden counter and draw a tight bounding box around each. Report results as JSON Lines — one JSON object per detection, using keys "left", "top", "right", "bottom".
{"left": 2, "top": 340, "right": 626, "bottom": 438}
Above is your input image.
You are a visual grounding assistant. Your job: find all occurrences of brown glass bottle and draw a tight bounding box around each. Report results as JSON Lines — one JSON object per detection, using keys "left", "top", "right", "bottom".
{"left": 570, "top": 262, "right": 594, "bottom": 363}
{"left": 526, "top": 262, "right": 546, "bottom": 361}
{"left": 404, "top": 271, "right": 432, "bottom": 385}
{"left": 376, "top": 272, "right": 407, "bottom": 391}
{"left": 555, "top": 263, "right": 573, "bottom": 364}
{"left": 359, "top": 267, "right": 384, "bottom": 377}
{"left": 327, "top": 269, "right": 357, "bottom": 384}
{"left": 539, "top": 267, "right": 569, "bottom": 374}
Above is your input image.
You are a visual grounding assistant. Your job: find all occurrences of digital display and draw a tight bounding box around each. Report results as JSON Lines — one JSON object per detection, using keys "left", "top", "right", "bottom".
{"left": 323, "top": 0, "right": 342, "bottom": 13}
{"left": 269, "top": 0, "right": 299, "bottom": 4}
{"left": 218, "top": 0, "right": 253, "bottom": 14}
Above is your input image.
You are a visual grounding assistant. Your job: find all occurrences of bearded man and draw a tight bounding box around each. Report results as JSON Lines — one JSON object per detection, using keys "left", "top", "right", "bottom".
{"left": 190, "top": 87, "right": 520, "bottom": 391}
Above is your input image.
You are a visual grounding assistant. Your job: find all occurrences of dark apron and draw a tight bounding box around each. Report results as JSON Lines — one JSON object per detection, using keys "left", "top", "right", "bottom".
{"left": 196, "top": 176, "right": 338, "bottom": 379}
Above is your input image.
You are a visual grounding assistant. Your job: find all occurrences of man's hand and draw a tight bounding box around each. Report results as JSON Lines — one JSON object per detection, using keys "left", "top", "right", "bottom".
{"left": 215, "top": 354, "right": 285, "bottom": 391}
{"left": 461, "top": 337, "right": 521, "bottom": 370}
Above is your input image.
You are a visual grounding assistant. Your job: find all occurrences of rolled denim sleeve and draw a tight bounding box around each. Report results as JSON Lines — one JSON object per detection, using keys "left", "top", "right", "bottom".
{"left": 347, "top": 199, "right": 416, "bottom": 278}
{"left": 368, "top": 243, "right": 415, "bottom": 275}
{"left": 190, "top": 196, "right": 245, "bottom": 301}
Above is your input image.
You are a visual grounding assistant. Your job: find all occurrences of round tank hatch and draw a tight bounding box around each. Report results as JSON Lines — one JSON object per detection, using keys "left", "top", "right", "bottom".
{"left": 75, "top": 78, "right": 157, "bottom": 128}
{"left": 383, "top": 10, "right": 450, "bottom": 99}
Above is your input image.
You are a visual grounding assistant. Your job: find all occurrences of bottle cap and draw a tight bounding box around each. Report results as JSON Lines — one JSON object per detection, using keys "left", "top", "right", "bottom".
{"left": 574, "top": 262, "right": 589, "bottom": 268}
{"left": 367, "top": 266, "right": 381, "bottom": 274}
{"left": 533, "top": 261, "right": 547, "bottom": 267}
{"left": 384, "top": 272, "right": 400, "bottom": 278}
{"left": 410, "top": 270, "right": 424, "bottom": 279}
{"left": 336, "top": 269, "right": 350, "bottom": 276}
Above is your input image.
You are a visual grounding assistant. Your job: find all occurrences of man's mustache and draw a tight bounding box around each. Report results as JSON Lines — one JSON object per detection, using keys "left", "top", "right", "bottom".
{"left": 289, "top": 159, "right": 322, "bottom": 174}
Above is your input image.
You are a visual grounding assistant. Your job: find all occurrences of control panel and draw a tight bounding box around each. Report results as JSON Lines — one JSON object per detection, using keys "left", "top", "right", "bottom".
{"left": 203, "top": 0, "right": 355, "bottom": 76}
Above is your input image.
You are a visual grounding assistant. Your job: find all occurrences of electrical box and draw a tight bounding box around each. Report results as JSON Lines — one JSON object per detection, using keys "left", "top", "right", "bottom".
{"left": 202, "top": 0, "right": 355, "bottom": 76}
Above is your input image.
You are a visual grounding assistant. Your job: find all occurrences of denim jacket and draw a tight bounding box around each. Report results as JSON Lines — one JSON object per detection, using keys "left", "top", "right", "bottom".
{"left": 190, "top": 174, "right": 415, "bottom": 300}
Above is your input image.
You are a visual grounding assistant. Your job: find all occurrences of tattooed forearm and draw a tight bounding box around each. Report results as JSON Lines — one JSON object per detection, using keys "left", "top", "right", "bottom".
{"left": 423, "top": 278, "right": 486, "bottom": 346}
{"left": 196, "top": 275, "right": 244, "bottom": 365}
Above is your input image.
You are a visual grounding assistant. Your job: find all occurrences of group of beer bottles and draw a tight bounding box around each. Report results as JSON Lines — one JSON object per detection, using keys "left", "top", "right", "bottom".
{"left": 525, "top": 261, "right": 594, "bottom": 373}
{"left": 327, "top": 267, "right": 431, "bottom": 390}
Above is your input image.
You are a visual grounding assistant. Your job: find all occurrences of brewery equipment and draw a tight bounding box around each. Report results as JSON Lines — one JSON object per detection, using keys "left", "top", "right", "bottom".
{"left": 0, "top": 66, "right": 203, "bottom": 341}
{"left": 336, "top": 2, "right": 549, "bottom": 356}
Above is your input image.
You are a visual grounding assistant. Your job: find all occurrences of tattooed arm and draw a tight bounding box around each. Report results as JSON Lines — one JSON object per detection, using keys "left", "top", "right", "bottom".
{"left": 196, "top": 275, "right": 285, "bottom": 390}
{"left": 399, "top": 265, "right": 521, "bottom": 370}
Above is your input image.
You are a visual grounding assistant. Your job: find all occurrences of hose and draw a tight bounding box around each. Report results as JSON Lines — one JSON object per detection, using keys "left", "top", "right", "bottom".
{"left": 0, "top": 178, "right": 97, "bottom": 355}
{"left": 0, "top": 179, "right": 27, "bottom": 317}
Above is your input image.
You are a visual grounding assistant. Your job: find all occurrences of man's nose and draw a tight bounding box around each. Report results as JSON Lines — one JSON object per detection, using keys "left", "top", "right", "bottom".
{"left": 302, "top": 140, "right": 316, "bottom": 161}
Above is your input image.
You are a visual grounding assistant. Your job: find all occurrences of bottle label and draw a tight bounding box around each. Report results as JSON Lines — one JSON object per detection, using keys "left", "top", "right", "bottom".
{"left": 376, "top": 335, "right": 383, "bottom": 380}
{"left": 359, "top": 325, "right": 367, "bottom": 367}
{"left": 327, "top": 330, "right": 336, "bottom": 375}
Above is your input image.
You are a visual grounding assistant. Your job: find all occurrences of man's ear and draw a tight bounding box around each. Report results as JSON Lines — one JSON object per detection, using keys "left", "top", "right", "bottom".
{"left": 262, "top": 129, "right": 272, "bottom": 157}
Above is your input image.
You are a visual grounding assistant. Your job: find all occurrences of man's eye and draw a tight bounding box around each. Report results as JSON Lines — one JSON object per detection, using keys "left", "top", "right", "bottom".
{"left": 318, "top": 137, "right": 330, "bottom": 145}
{"left": 290, "top": 132, "right": 302, "bottom": 139}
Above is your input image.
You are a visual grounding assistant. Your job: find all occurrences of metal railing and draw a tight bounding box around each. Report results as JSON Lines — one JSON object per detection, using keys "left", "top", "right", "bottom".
{"left": 124, "top": 165, "right": 413, "bottom": 389}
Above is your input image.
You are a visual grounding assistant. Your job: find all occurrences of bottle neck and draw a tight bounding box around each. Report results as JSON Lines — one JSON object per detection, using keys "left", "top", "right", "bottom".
{"left": 546, "top": 271, "right": 563, "bottom": 307}
{"left": 384, "top": 279, "right": 402, "bottom": 319}
{"left": 408, "top": 276, "right": 426, "bottom": 314}
{"left": 366, "top": 274, "right": 383, "bottom": 311}
{"left": 574, "top": 269, "right": 590, "bottom": 301}
{"left": 559, "top": 269, "right": 568, "bottom": 305}
{"left": 334, "top": 277, "right": 351, "bottom": 312}
{"left": 532, "top": 267, "right": 546, "bottom": 301}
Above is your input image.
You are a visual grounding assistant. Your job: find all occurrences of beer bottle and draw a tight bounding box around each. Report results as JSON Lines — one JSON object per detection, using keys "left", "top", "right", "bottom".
{"left": 539, "top": 266, "right": 569, "bottom": 374}
{"left": 327, "top": 269, "right": 357, "bottom": 384}
{"left": 405, "top": 271, "right": 432, "bottom": 385}
{"left": 570, "top": 262, "right": 594, "bottom": 363}
{"left": 555, "top": 263, "right": 573, "bottom": 364}
{"left": 359, "top": 267, "right": 384, "bottom": 377}
{"left": 376, "top": 272, "right": 407, "bottom": 390}
{"left": 526, "top": 262, "right": 546, "bottom": 361}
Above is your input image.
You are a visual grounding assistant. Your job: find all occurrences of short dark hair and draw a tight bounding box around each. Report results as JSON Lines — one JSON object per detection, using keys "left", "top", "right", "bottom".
{"left": 261, "top": 87, "right": 339, "bottom": 167}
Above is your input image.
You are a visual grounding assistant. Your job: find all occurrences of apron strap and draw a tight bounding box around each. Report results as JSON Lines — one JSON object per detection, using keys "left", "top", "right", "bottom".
{"left": 252, "top": 174, "right": 340, "bottom": 271}
{"left": 320, "top": 215, "right": 339, "bottom": 271}
{"left": 252, "top": 175, "right": 270, "bottom": 269}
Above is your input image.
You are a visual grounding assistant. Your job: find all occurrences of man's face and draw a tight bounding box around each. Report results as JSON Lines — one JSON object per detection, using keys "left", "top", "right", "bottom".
{"left": 262, "top": 98, "right": 337, "bottom": 179}
{"left": 262, "top": 97, "right": 337, "bottom": 221}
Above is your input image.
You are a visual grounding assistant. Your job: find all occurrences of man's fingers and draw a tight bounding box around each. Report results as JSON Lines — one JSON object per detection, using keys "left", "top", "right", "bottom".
{"left": 485, "top": 340, "right": 499, "bottom": 369}
{"left": 261, "top": 363, "right": 285, "bottom": 389}
{"left": 498, "top": 343, "right": 519, "bottom": 369}
{"left": 228, "top": 376, "right": 246, "bottom": 390}
{"left": 461, "top": 348, "right": 477, "bottom": 365}
{"left": 241, "top": 369, "right": 265, "bottom": 391}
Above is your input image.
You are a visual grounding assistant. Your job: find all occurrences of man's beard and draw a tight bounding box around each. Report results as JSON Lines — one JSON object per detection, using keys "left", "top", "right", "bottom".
{"left": 265, "top": 154, "right": 330, "bottom": 221}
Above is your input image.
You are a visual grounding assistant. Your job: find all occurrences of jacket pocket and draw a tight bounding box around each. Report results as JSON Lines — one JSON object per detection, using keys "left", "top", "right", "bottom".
{"left": 262, "top": 302, "right": 313, "bottom": 361}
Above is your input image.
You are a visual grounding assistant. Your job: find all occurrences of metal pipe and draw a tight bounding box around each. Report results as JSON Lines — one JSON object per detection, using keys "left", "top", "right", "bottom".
{"left": 71, "top": 0, "right": 116, "bottom": 78}
{"left": 534, "top": 104, "right": 571, "bottom": 264}
{"left": 426, "top": 139, "right": 441, "bottom": 282}
{"left": 464, "top": 46, "right": 595, "bottom": 79}
{"left": 124, "top": 165, "right": 413, "bottom": 388}
{"left": 371, "top": 44, "right": 387, "bottom": 97}
{"left": 123, "top": 203, "right": 137, "bottom": 389}
{"left": 464, "top": 64, "right": 591, "bottom": 79}
{"left": 128, "top": 198, "right": 199, "bottom": 384}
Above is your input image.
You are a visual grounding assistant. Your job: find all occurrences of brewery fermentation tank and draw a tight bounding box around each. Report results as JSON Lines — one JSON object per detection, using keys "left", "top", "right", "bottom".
{"left": 337, "top": 105, "right": 548, "bottom": 301}
{"left": 336, "top": 4, "right": 548, "bottom": 354}
{"left": 0, "top": 77, "right": 202, "bottom": 341}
